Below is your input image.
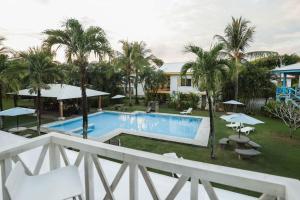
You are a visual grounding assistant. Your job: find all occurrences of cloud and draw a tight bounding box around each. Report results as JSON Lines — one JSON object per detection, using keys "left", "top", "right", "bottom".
{"left": 0, "top": 0, "right": 299, "bottom": 62}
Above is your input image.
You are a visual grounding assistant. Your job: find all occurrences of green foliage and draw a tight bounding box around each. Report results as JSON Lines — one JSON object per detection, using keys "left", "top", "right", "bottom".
{"left": 238, "top": 64, "right": 276, "bottom": 111}
{"left": 19, "top": 48, "right": 63, "bottom": 92}
{"left": 168, "top": 92, "right": 200, "bottom": 110}
{"left": 88, "top": 62, "right": 123, "bottom": 96}
{"left": 250, "top": 54, "right": 300, "bottom": 70}
{"left": 140, "top": 66, "right": 167, "bottom": 103}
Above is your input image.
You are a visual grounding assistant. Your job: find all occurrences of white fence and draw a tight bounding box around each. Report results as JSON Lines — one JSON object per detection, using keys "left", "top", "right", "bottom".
{"left": 0, "top": 133, "right": 300, "bottom": 200}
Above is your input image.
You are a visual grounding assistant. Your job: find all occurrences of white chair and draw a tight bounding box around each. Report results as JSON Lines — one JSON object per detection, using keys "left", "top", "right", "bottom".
{"left": 238, "top": 126, "right": 255, "bottom": 135}
{"left": 163, "top": 153, "right": 184, "bottom": 177}
{"left": 226, "top": 122, "right": 243, "bottom": 130}
{"left": 180, "top": 108, "right": 193, "bottom": 115}
{"left": 5, "top": 162, "right": 83, "bottom": 200}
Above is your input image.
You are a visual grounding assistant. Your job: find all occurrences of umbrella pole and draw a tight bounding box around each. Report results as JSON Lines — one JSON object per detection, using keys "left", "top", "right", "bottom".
{"left": 17, "top": 116, "right": 19, "bottom": 129}
{"left": 238, "top": 124, "right": 241, "bottom": 138}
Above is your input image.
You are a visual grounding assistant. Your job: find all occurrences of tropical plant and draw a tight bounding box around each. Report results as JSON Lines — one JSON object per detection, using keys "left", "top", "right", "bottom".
{"left": 140, "top": 66, "right": 167, "bottom": 102}
{"left": 238, "top": 64, "right": 276, "bottom": 112}
{"left": 131, "top": 41, "right": 163, "bottom": 104}
{"left": 88, "top": 62, "right": 123, "bottom": 96}
{"left": 265, "top": 101, "right": 300, "bottom": 138}
{"left": 116, "top": 40, "right": 135, "bottom": 105}
{"left": 19, "top": 47, "right": 63, "bottom": 135}
{"left": 43, "top": 18, "right": 111, "bottom": 139}
{"left": 0, "top": 36, "right": 9, "bottom": 55}
{"left": 215, "top": 17, "right": 277, "bottom": 105}
{"left": 0, "top": 36, "right": 21, "bottom": 128}
{"left": 182, "top": 43, "right": 227, "bottom": 159}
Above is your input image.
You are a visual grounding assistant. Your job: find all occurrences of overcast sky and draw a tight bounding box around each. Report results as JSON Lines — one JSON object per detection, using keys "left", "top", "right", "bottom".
{"left": 1, "top": 0, "right": 299, "bottom": 62}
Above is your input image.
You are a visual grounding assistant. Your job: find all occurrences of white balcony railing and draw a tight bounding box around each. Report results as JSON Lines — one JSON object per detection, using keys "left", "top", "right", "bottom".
{"left": 0, "top": 132, "right": 300, "bottom": 200}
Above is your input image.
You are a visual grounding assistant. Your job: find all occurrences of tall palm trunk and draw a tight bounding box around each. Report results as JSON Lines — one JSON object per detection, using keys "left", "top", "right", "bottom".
{"left": 128, "top": 70, "right": 132, "bottom": 106}
{"left": 36, "top": 88, "right": 41, "bottom": 135}
{"left": 234, "top": 58, "right": 239, "bottom": 112}
{"left": 0, "top": 84, "right": 3, "bottom": 129}
{"left": 206, "top": 89, "right": 216, "bottom": 159}
{"left": 134, "top": 67, "right": 139, "bottom": 104}
{"left": 80, "top": 63, "right": 89, "bottom": 139}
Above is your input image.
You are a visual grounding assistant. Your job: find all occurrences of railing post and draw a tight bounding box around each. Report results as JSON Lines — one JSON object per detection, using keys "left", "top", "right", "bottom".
{"left": 129, "top": 163, "right": 139, "bottom": 200}
{"left": 1, "top": 158, "right": 12, "bottom": 200}
{"left": 49, "top": 143, "right": 61, "bottom": 170}
{"left": 84, "top": 152, "right": 94, "bottom": 200}
{"left": 190, "top": 177, "right": 198, "bottom": 200}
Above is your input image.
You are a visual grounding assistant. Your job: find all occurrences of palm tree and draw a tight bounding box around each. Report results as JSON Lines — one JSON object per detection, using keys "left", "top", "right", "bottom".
{"left": 182, "top": 43, "right": 227, "bottom": 159}
{"left": 0, "top": 36, "right": 20, "bottom": 128}
{"left": 19, "top": 47, "right": 63, "bottom": 135}
{"left": 215, "top": 17, "right": 276, "bottom": 103}
{"left": 43, "top": 18, "right": 111, "bottom": 139}
{"left": 117, "top": 40, "right": 135, "bottom": 106}
{"left": 132, "top": 41, "right": 163, "bottom": 104}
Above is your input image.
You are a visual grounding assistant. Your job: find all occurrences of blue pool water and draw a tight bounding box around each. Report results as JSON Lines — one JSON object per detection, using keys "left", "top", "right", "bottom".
{"left": 47, "top": 112, "right": 202, "bottom": 139}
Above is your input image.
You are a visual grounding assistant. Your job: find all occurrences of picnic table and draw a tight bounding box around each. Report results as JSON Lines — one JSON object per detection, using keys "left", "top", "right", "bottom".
{"left": 229, "top": 134, "right": 250, "bottom": 144}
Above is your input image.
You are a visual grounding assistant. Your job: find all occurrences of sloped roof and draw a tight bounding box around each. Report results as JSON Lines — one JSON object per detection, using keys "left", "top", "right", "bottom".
{"left": 16, "top": 84, "right": 109, "bottom": 100}
{"left": 272, "top": 62, "right": 300, "bottom": 74}
{"left": 159, "top": 62, "right": 189, "bottom": 73}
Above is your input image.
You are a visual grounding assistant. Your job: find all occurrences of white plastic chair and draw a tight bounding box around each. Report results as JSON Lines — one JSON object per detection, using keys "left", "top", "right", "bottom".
{"left": 180, "top": 108, "right": 193, "bottom": 115}
{"left": 5, "top": 162, "right": 83, "bottom": 200}
{"left": 226, "top": 122, "right": 244, "bottom": 130}
{"left": 163, "top": 153, "right": 184, "bottom": 177}
{"left": 238, "top": 126, "right": 255, "bottom": 135}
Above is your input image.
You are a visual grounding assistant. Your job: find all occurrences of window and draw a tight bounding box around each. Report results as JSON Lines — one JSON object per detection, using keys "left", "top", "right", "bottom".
{"left": 181, "top": 77, "right": 192, "bottom": 86}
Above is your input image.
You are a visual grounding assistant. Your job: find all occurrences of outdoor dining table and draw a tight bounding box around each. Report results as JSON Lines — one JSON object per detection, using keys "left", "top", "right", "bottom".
{"left": 229, "top": 134, "right": 250, "bottom": 144}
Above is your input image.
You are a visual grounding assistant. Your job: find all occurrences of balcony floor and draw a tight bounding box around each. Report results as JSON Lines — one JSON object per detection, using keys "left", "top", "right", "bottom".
{"left": 0, "top": 131, "right": 256, "bottom": 200}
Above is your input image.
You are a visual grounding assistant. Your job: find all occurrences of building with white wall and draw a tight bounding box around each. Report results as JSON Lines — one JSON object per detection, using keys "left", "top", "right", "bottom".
{"left": 136, "top": 62, "right": 204, "bottom": 96}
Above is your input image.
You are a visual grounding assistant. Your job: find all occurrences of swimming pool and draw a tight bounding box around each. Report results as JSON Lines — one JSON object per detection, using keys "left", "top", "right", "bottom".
{"left": 45, "top": 111, "right": 210, "bottom": 146}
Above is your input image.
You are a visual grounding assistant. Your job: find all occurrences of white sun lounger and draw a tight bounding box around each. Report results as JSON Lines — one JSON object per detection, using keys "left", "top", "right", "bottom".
{"left": 226, "top": 122, "right": 244, "bottom": 130}
{"left": 238, "top": 127, "right": 255, "bottom": 135}
{"left": 180, "top": 108, "right": 193, "bottom": 115}
{"left": 5, "top": 162, "right": 83, "bottom": 200}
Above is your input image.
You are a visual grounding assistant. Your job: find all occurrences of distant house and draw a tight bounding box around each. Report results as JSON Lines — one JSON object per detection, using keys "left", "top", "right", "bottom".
{"left": 136, "top": 62, "right": 204, "bottom": 96}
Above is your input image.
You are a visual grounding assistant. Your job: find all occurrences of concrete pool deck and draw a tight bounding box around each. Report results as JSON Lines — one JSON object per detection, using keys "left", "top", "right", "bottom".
{"left": 41, "top": 111, "right": 210, "bottom": 147}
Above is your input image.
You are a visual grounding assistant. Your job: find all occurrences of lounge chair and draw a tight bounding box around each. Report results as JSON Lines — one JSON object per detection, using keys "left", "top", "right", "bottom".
{"left": 235, "top": 148, "right": 261, "bottom": 159}
{"left": 180, "top": 108, "right": 193, "bottom": 115}
{"left": 5, "top": 162, "right": 83, "bottom": 200}
{"left": 248, "top": 141, "right": 261, "bottom": 149}
{"left": 146, "top": 106, "right": 152, "bottom": 113}
{"left": 226, "top": 122, "right": 244, "bottom": 130}
{"left": 238, "top": 126, "right": 255, "bottom": 135}
{"left": 163, "top": 153, "right": 184, "bottom": 177}
{"left": 219, "top": 138, "right": 229, "bottom": 149}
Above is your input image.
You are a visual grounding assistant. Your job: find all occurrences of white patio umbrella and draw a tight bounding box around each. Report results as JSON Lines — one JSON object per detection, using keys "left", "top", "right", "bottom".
{"left": 0, "top": 107, "right": 35, "bottom": 132}
{"left": 223, "top": 100, "right": 244, "bottom": 113}
{"left": 111, "top": 95, "right": 126, "bottom": 99}
{"left": 223, "top": 100, "right": 244, "bottom": 105}
{"left": 220, "top": 113, "right": 264, "bottom": 137}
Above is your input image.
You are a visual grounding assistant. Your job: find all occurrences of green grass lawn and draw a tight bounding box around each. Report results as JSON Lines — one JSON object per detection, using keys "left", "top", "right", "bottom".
{"left": 107, "top": 104, "right": 300, "bottom": 180}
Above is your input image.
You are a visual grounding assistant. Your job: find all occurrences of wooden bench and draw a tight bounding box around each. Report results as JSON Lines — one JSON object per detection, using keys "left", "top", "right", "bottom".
{"left": 235, "top": 148, "right": 261, "bottom": 159}
{"left": 219, "top": 138, "right": 229, "bottom": 149}
{"left": 248, "top": 141, "right": 261, "bottom": 149}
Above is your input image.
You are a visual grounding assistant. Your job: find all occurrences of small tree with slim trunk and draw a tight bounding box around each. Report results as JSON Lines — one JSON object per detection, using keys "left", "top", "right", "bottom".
{"left": 182, "top": 43, "right": 228, "bottom": 159}
{"left": 265, "top": 101, "right": 300, "bottom": 138}
{"left": 44, "top": 18, "right": 111, "bottom": 139}
{"left": 19, "top": 47, "right": 63, "bottom": 135}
